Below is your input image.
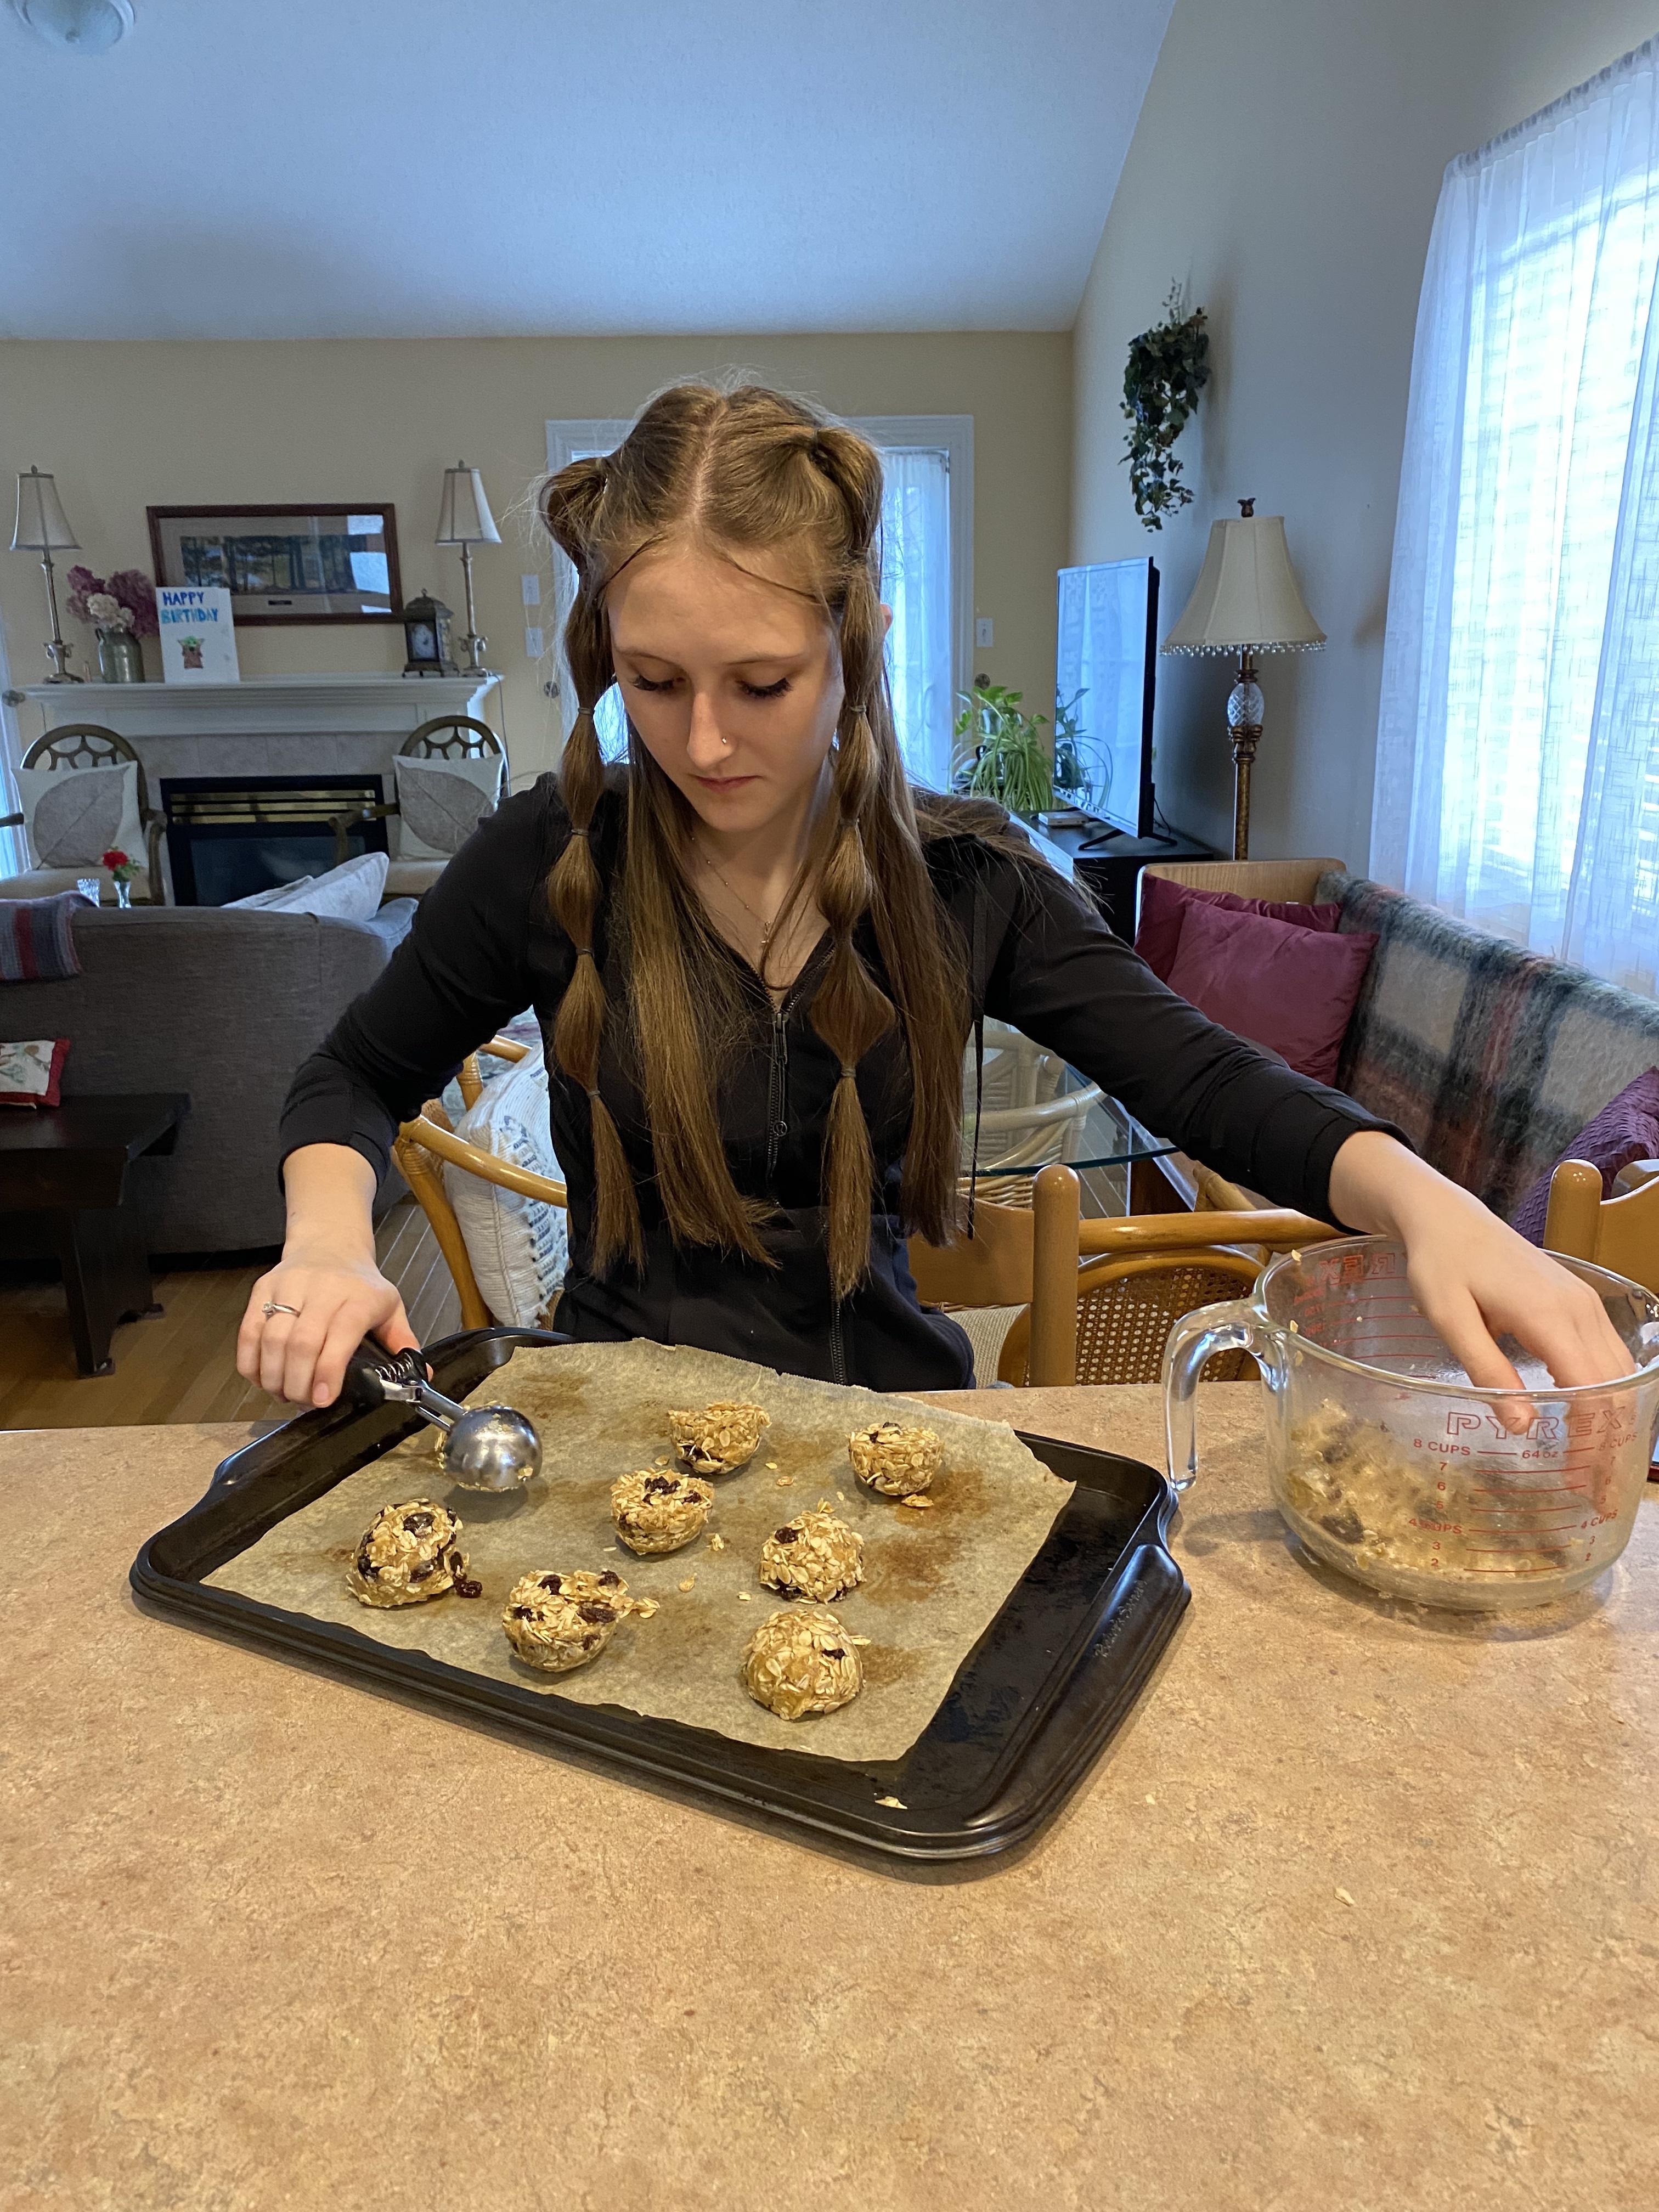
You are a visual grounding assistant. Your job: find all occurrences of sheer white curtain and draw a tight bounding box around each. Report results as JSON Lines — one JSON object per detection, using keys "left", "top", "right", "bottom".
{"left": 545, "top": 417, "right": 962, "bottom": 787}
{"left": 1372, "top": 40, "right": 1659, "bottom": 984}
{"left": 871, "top": 443, "right": 953, "bottom": 789}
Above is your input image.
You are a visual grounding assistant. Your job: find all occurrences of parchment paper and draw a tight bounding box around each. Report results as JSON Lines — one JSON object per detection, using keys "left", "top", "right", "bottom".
{"left": 207, "top": 1341, "right": 1074, "bottom": 1764}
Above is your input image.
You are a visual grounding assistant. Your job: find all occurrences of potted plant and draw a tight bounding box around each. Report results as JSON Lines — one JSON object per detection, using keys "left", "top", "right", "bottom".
{"left": 66, "top": 567, "right": 159, "bottom": 682}
{"left": 952, "top": 682, "right": 1053, "bottom": 817}
{"left": 1121, "top": 284, "right": 1210, "bottom": 529}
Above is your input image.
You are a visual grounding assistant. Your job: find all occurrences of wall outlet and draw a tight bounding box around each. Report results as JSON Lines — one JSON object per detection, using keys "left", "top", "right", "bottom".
{"left": 521, "top": 573, "right": 541, "bottom": 606}
{"left": 524, "top": 625, "right": 545, "bottom": 658}
{"left": 974, "top": 616, "right": 994, "bottom": 648}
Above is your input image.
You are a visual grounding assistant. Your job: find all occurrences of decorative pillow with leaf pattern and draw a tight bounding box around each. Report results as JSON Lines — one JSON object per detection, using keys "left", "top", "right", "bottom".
{"left": 393, "top": 754, "right": 503, "bottom": 860}
{"left": 17, "top": 763, "right": 144, "bottom": 869}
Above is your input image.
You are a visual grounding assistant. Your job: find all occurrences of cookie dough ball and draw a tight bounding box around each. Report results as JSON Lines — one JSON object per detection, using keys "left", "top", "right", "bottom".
{"left": 669, "top": 1401, "right": 771, "bottom": 1476}
{"left": 848, "top": 1421, "right": 941, "bottom": 1498}
{"left": 501, "top": 1568, "right": 658, "bottom": 1674}
{"left": 612, "top": 1468, "right": 714, "bottom": 1556}
{"left": 741, "top": 1606, "right": 864, "bottom": 1721}
{"left": 759, "top": 1504, "right": 865, "bottom": 1602}
{"left": 347, "top": 1499, "right": 475, "bottom": 1608}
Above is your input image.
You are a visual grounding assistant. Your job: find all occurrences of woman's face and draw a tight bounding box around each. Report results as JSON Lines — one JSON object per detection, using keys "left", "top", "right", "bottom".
{"left": 605, "top": 536, "right": 846, "bottom": 842}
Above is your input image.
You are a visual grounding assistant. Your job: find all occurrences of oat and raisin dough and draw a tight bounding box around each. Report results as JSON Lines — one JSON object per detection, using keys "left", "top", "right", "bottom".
{"left": 741, "top": 1606, "right": 864, "bottom": 1720}
{"left": 849, "top": 1421, "right": 941, "bottom": 1498}
{"left": 347, "top": 1500, "right": 476, "bottom": 1608}
{"left": 669, "top": 1401, "right": 770, "bottom": 1476}
{"left": 501, "top": 1568, "right": 659, "bottom": 1673}
{"left": 759, "top": 1503, "right": 865, "bottom": 1602}
{"left": 611, "top": 1467, "right": 714, "bottom": 1555}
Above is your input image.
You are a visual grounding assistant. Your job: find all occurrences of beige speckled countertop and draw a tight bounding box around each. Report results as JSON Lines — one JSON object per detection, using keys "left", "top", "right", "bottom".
{"left": 2, "top": 1383, "right": 1655, "bottom": 2211}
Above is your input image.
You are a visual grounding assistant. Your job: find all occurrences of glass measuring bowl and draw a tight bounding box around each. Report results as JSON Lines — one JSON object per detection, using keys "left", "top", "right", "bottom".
{"left": 1163, "top": 1235, "right": 1659, "bottom": 1610}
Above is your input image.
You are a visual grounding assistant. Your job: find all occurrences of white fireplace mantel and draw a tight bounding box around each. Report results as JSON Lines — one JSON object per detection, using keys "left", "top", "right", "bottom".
{"left": 9, "top": 672, "right": 500, "bottom": 742}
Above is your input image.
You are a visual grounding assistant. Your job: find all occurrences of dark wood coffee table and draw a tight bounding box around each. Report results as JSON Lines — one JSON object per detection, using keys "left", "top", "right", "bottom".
{"left": 0, "top": 1093, "right": 189, "bottom": 1376}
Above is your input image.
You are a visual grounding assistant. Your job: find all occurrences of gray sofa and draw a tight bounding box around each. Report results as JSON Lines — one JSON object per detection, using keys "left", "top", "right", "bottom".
{"left": 3, "top": 900, "right": 415, "bottom": 1255}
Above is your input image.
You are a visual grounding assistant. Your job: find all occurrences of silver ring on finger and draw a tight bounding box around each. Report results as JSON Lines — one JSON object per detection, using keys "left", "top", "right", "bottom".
{"left": 262, "top": 1300, "right": 302, "bottom": 1319}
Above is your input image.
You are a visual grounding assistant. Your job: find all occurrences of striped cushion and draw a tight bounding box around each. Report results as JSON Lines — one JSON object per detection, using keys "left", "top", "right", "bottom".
{"left": 0, "top": 891, "right": 91, "bottom": 983}
{"left": 1319, "top": 872, "right": 1659, "bottom": 1223}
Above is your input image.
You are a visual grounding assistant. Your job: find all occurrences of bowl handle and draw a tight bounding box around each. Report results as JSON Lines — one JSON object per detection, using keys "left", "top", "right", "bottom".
{"left": 1162, "top": 1297, "right": 1283, "bottom": 1492}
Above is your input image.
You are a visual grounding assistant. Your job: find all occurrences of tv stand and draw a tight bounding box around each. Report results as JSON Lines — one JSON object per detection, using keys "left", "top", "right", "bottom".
{"left": 1041, "top": 820, "right": 1217, "bottom": 938}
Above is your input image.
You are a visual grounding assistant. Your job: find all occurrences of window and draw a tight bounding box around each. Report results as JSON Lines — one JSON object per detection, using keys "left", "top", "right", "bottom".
{"left": 1372, "top": 43, "right": 1659, "bottom": 990}
{"left": 544, "top": 412, "right": 971, "bottom": 790}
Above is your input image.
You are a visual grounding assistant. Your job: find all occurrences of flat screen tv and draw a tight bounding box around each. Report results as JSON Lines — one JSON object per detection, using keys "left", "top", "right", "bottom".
{"left": 1054, "top": 557, "right": 1159, "bottom": 839}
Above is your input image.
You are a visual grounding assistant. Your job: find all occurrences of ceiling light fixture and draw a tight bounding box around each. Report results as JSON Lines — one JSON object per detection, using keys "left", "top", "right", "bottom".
{"left": 12, "top": 0, "right": 133, "bottom": 53}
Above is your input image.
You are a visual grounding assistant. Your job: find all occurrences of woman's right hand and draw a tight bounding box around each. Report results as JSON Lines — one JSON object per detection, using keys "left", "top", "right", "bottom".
{"left": 236, "top": 1249, "right": 421, "bottom": 1409}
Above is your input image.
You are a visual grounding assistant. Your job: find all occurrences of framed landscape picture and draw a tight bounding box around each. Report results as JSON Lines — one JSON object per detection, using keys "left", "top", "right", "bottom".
{"left": 146, "top": 504, "right": 402, "bottom": 625}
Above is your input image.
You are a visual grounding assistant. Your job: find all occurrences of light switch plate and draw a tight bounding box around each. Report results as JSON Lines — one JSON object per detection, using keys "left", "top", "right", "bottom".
{"left": 975, "top": 616, "right": 994, "bottom": 648}
{"left": 524, "top": 625, "right": 545, "bottom": 658}
{"left": 521, "top": 573, "right": 542, "bottom": 606}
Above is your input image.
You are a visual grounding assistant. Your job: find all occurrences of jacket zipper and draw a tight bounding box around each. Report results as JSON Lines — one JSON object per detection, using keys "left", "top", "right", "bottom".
{"left": 765, "top": 973, "right": 847, "bottom": 1384}
{"left": 765, "top": 996, "right": 789, "bottom": 1183}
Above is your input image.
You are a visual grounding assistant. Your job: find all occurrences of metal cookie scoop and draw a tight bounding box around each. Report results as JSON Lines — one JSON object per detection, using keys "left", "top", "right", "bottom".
{"left": 346, "top": 1342, "right": 541, "bottom": 1491}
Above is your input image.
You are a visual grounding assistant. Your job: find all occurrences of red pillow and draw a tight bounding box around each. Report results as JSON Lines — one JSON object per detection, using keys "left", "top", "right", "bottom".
{"left": 1135, "top": 872, "right": 1342, "bottom": 982}
{"left": 1163, "top": 898, "right": 1377, "bottom": 1086}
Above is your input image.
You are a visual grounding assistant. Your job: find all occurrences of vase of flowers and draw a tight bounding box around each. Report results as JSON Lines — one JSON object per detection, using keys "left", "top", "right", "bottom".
{"left": 103, "top": 848, "right": 138, "bottom": 908}
{"left": 66, "top": 567, "right": 159, "bottom": 682}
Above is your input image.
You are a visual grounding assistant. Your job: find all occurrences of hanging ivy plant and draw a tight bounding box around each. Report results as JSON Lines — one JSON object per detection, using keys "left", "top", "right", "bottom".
{"left": 1121, "top": 284, "right": 1210, "bottom": 529}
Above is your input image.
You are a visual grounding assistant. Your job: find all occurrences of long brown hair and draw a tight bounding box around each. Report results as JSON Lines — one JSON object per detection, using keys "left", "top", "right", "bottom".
{"left": 539, "top": 381, "right": 969, "bottom": 1300}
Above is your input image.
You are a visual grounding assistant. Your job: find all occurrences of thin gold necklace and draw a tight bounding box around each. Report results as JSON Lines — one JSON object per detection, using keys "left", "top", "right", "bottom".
{"left": 695, "top": 843, "right": 788, "bottom": 959}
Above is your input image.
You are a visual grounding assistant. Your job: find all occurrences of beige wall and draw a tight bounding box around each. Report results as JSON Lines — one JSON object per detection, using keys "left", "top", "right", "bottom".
{"left": 1071, "top": 0, "right": 1659, "bottom": 865}
{"left": 0, "top": 332, "right": 1070, "bottom": 787}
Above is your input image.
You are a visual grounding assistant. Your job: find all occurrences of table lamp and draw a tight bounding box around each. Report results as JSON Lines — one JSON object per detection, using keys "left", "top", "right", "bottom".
{"left": 1161, "top": 499, "right": 1324, "bottom": 858}
{"left": 434, "top": 462, "right": 500, "bottom": 676}
{"left": 10, "top": 467, "right": 83, "bottom": 683}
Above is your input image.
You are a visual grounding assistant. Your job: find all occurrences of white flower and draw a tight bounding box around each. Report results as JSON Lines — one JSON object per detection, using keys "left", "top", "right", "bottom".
{"left": 87, "top": 592, "right": 127, "bottom": 627}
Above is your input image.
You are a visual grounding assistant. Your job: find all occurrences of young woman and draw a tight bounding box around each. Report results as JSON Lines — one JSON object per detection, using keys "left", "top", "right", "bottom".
{"left": 239, "top": 382, "right": 1628, "bottom": 1410}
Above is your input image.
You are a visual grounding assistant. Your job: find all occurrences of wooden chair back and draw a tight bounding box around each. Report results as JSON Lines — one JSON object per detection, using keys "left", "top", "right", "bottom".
{"left": 403, "top": 715, "right": 505, "bottom": 764}
{"left": 1138, "top": 856, "right": 1347, "bottom": 919}
{"left": 13, "top": 724, "right": 167, "bottom": 900}
{"left": 907, "top": 1197, "right": 1034, "bottom": 1310}
{"left": 1543, "top": 1157, "right": 1659, "bottom": 1299}
{"left": 393, "top": 1035, "right": 562, "bottom": 1329}
{"left": 1015, "top": 1161, "right": 1341, "bottom": 1386}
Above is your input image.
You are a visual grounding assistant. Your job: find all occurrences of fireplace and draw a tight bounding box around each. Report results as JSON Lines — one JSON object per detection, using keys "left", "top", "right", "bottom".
{"left": 161, "top": 774, "right": 388, "bottom": 906}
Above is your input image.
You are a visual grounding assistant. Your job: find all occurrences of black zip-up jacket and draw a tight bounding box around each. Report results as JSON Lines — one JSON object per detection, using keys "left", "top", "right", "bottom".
{"left": 279, "top": 777, "right": 1392, "bottom": 1391}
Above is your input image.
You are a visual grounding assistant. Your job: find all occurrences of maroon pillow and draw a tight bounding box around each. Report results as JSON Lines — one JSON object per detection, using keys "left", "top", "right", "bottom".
{"left": 1135, "top": 872, "right": 1343, "bottom": 981}
{"left": 1510, "top": 1069, "right": 1659, "bottom": 1245}
{"left": 1163, "top": 897, "right": 1377, "bottom": 1086}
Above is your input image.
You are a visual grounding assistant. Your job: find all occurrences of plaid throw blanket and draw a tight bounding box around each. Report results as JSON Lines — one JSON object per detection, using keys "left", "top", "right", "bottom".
{"left": 0, "top": 890, "right": 92, "bottom": 984}
{"left": 1317, "top": 872, "right": 1659, "bottom": 1223}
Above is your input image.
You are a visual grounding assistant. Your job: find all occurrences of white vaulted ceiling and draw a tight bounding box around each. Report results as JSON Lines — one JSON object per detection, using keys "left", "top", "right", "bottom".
{"left": 0, "top": 0, "right": 1173, "bottom": 338}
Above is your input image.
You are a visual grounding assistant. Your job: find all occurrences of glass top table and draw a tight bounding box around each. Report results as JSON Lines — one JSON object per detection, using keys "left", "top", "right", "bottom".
{"left": 960, "top": 1023, "right": 1176, "bottom": 1184}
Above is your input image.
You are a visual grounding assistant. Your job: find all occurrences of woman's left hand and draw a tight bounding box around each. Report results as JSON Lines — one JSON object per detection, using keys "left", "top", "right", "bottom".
{"left": 1327, "top": 1131, "right": 1634, "bottom": 1410}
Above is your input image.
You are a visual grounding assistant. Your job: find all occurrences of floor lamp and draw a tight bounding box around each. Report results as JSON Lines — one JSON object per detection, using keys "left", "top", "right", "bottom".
{"left": 1161, "top": 499, "right": 1324, "bottom": 859}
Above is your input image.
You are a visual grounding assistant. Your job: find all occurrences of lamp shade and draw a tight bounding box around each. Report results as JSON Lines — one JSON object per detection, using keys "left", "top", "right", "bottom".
{"left": 435, "top": 462, "right": 501, "bottom": 546}
{"left": 11, "top": 467, "right": 78, "bottom": 552}
{"left": 1162, "top": 510, "right": 1324, "bottom": 654}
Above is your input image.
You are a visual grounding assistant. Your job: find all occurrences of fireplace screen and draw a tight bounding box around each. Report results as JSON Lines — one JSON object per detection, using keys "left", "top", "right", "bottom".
{"left": 161, "top": 775, "right": 388, "bottom": 906}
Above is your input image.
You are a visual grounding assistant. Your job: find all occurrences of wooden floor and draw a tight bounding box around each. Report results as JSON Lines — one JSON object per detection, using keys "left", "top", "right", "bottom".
{"left": 0, "top": 1200, "right": 461, "bottom": 1430}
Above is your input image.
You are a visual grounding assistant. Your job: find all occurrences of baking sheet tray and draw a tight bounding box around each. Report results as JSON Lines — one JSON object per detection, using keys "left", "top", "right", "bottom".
{"left": 202, "top": 1339, "right": 1075, "bottom": 1765}
{"left": 131, "top": 1328, "right": 1189, "bottom": 1866}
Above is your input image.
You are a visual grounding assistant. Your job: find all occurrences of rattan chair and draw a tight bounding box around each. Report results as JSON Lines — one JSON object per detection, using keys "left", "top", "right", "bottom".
{"left": 911, "top": 1160, "right": 1340, "bottom": 1387}
{"left": 1543, "top": 1156, "right": 1659, "bottom": 1298}
{"left": 393, "top": 1033, "right": 567, "bottom": 1329}
{"left": 0, "top": 724, "right": 167, "bottom": 902}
